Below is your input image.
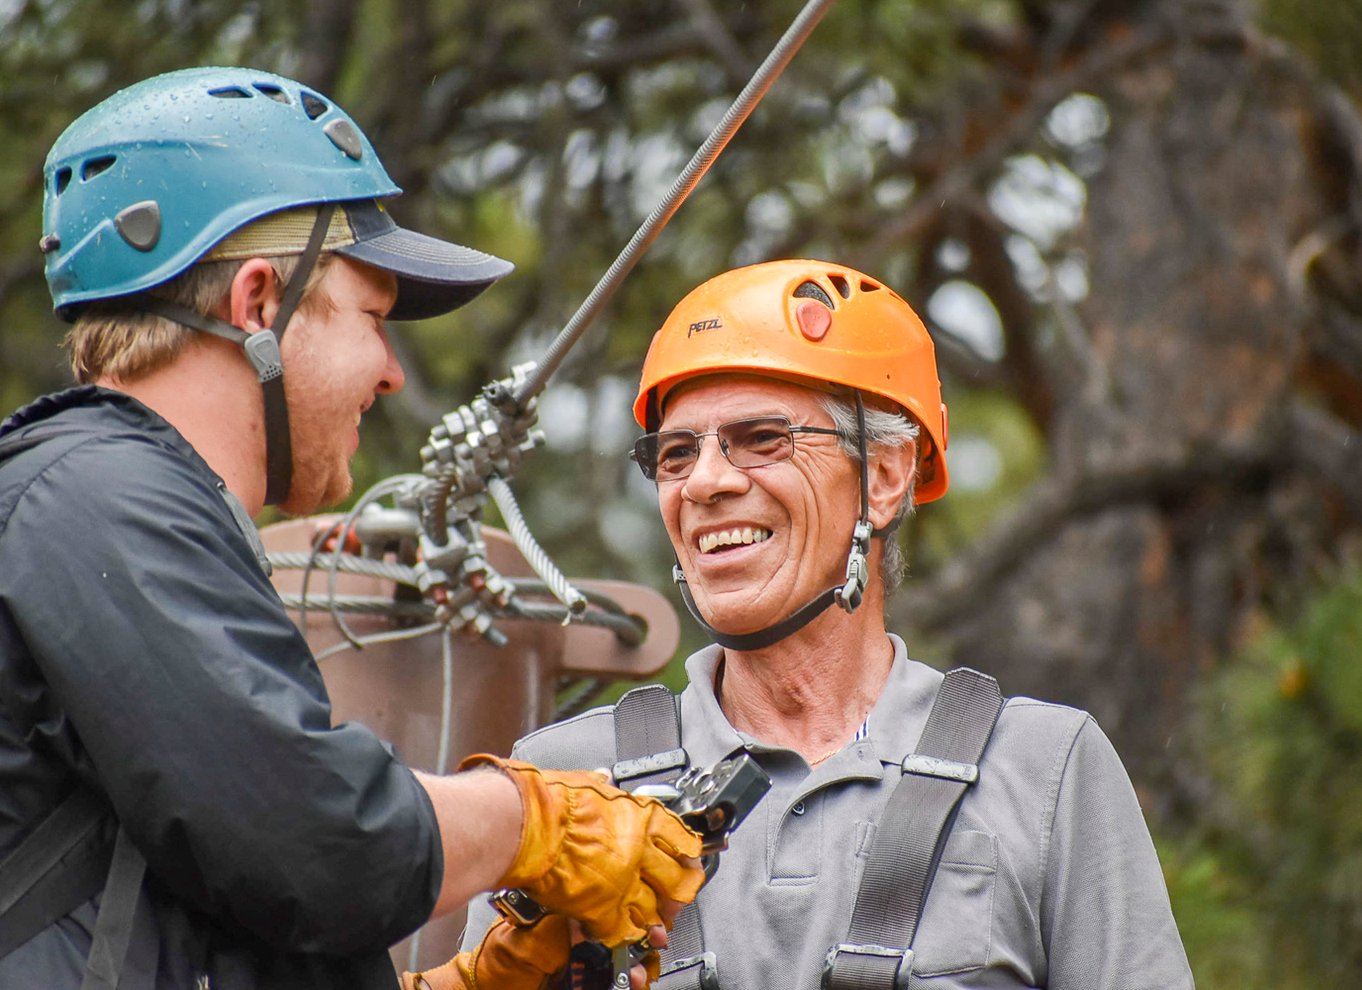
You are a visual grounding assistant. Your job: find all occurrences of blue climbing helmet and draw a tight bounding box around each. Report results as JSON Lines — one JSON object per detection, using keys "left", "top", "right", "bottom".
{"left": 40, "top": 67, "right": 513, "bottom": 506}
{"left": 41, "top": 65, "right": 511, "bottom": 320}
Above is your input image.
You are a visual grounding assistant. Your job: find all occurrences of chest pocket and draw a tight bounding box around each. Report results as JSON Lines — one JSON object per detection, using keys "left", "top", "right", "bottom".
{"left": 907, "top": 828, "right": 998, "bottom": 976}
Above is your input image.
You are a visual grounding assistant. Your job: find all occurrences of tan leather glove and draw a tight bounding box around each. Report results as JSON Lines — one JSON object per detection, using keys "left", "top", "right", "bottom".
{"left": 399, "top": 915, "right": 570, "bottom": 990}
{"left": 461, "top": 754, "right": 705, "bottom": 946}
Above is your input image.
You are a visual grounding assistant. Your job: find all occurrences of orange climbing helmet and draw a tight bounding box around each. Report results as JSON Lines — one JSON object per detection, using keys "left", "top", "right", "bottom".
{"left": 634, "top": 259, "right": 949, "bottom": 503}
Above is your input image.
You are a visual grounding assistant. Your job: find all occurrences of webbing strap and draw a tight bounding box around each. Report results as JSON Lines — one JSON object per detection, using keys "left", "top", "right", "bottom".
{"left": 613, "top": 684, "right": 687, "bottom": 791}
{"left": 259, "top": 202, "right": 333, "bottom": 507}
{"left": 79, "top": 828, "right": 149, "bottom": 990}
{"left": 612, "top": 686, "right": 708, "bottom": 978}
{"left": 825, "top": 668, "right": 1004, "bottom": 990}
{"left": 0, "top": 787, "right": 112, "bottom": 958}
{"left": 676, "top": 576, "right": 839, "bottom": 652}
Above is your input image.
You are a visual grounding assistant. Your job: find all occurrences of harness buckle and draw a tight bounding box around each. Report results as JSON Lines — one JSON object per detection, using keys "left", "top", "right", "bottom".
{"left": 821, "top": 943, "right": 914, "bottom": 990}
{"left": 659, "top": 951, "right": 720, "bottom": 990}
{"left": 901, "top": 753, "right": 979, "bottom": 784}
{"left": 612, "top": 747, "right": 689, "bottom": 787}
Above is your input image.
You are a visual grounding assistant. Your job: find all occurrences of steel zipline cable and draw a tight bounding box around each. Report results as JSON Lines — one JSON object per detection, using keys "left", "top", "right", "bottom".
{"left": 514, "top": 0, "right": 838, "bottom": 404}
{"left": 419, "top": 0, "right": 839, "bottom": 555}
{"left": 268, "top": 0, "right": 839, "bottom": 717}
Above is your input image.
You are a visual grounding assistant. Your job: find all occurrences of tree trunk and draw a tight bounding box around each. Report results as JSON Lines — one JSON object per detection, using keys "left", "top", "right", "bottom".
{"left": 900, "top": 0, "right": 1362, "bottom": 816}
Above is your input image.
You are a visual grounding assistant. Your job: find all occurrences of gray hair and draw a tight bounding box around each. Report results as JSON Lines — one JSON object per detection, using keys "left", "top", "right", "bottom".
{"left": 817, "top": 392, "right": 919, "bottom": 595}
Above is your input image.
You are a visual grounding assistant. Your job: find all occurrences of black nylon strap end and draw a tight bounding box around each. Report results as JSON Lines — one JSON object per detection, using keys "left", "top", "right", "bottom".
{"left": 261, "top": 373, "right": 292, "bottom": 506}
{"left": 78, "top": 828, "right": 148, "bottom": 990}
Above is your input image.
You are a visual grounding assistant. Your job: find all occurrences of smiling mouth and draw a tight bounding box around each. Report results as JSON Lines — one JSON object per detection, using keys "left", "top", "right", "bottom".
{"left": 698, "top": 527, "right": 772, "bottom": 554}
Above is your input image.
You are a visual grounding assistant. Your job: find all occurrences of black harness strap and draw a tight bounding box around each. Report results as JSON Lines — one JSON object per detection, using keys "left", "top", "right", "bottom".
{"left": 0, "top": 787, "right": 112, "bottom": 958}
{"left": 612, "top": 686, "right": 715, "bottom": 989}
{"left": 79, "top": 828, "right": 149, "bottom": 990}
{"left": 823, "top": 667, "right": 1004, "bottom": 990}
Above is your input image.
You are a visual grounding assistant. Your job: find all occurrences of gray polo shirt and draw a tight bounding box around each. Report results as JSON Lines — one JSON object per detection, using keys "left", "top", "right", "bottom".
{"left": 463, "top": 635, "right": 1193, "bottom": 989}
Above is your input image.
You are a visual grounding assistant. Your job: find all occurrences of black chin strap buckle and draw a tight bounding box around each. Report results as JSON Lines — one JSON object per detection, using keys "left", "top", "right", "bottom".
{"left": 245, "top": 329, "right": 291, "bottom": 506}
{"left": 835, "top": 521, "right": 873, "bottom": 614}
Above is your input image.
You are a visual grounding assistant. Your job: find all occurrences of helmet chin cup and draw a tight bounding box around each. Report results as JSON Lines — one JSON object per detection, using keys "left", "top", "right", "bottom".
{"left": 835, "top": 521, "right": 873, "bottom": 614}
{"left": 243, "top": 331, "right": 284, "bottom": 383}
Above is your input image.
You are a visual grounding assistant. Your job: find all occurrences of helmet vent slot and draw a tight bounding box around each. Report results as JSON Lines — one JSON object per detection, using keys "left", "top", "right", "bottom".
{"left": 828, "top": 274, "right": 851, "bottom": 299}
{"left": 301, "top": 92, "right": 329, "bottom": 119}
{"left": 860, "top": 281, "right": 882, "bottom": 293}
{"left": 207, "top": 86, "right": 252, "bottom": 99}
{"left": 792, "top": 280, "right": 835, "bottom": 309}
{"left": 254, "top": 83, "right": 290, "bottom": 104}
{"left": 54, "top": 167, "right": 73, "bottom": 195}
{"left": 81, "top": 156, "right": 116, "bottom": 181}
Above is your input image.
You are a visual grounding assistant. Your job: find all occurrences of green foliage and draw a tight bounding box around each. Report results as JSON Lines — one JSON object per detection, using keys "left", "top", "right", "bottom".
{"left": 1161, "top": 835, "right": 1315, "bottom": 990}
{"left": 1175, "top": 571, "right": 1362, "bottom": 986}
{"left": 908, "top": 388, "right": 1047, "bottom": 572}
{"left": 1260, "top": 0, "right": 1362, "bottom": 97}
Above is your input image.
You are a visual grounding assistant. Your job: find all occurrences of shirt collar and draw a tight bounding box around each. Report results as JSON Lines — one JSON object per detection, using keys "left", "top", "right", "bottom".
{"left": 677, "top": 634, "right": 947, "bottom": 774}
{"left": 0, "top": 385, "right": 210, "bottom": 478}
{"left": 864, "top": 633, "right": 946, "bottom": 765}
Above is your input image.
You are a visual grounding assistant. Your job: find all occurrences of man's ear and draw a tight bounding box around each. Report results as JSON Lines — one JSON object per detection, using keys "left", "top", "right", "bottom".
{"left": 227, "top": 258, "right": 282, "bottom": 332}
{"left": 867, "top": 439, "right": 916, "bottom": 531}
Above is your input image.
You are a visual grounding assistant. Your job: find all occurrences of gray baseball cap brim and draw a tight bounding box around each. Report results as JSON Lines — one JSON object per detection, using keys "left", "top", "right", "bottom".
{"left": 335, "top": 200, "right": 513, "bottom": 321}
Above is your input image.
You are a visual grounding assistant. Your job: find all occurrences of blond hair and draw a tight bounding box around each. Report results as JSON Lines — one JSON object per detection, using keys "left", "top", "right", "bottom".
{"left": 64, "top": 252, "right": 333, "bottom": 385}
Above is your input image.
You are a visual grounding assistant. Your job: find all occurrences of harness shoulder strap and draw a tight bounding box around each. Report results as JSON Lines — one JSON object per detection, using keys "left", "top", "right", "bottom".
{"left": 823, "top": 667, "right": 1005, "bottom": 990}
{"left": 612, "top": 684, "right": 688, "bottom": 791}
{"left": 612, "top": 686, "right": 717, "bottom": 990}
{"left": 0, "top": 787, "right": 114, "bottom": 958}
{"left": 79, "top": 827, "right": 150, "bottom": 990}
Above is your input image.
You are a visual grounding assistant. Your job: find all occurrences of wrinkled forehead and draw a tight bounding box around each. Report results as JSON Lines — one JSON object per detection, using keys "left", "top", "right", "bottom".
{"left": 660, "top": 371, "right": 841, "bottom": 424}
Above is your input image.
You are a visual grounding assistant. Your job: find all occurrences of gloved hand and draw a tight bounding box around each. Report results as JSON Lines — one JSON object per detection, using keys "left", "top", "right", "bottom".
{"left": 399, "top": 914, "right": 570, "bottom": 990}
{"left": 398, "top": 915, "right": 664, "bottom": 990}
{"left": 461, "top": 753, "right": 705, "bottom": 946}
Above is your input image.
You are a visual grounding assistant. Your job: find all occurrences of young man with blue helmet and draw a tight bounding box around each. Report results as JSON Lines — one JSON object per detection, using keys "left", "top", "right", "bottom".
{"left": 0, "top": 68, "right": 701, "bottom": 989}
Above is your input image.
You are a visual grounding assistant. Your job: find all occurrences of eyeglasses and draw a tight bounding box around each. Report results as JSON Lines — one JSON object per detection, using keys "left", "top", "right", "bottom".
{"left": 630, "top": 416, "right": 842, "bottom": 482}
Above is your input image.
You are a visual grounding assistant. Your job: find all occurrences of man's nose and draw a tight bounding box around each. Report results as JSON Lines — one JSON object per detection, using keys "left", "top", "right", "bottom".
{"left": 377, "top": 334, "right": 406, "bottom": 394}
{"left": 680, "top": 435, "right": 746, "bottom": 502}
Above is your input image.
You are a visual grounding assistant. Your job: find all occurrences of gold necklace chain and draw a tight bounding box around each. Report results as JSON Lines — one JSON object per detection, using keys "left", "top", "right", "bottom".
{"left": 809, "top": 744, "right": 843, "bottom": 767}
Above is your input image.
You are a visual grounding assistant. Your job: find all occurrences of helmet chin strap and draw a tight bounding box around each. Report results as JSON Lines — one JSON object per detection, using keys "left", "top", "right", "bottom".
{"left": 140, "top": 204, "right": 335, "bottom": 506}
{"left": 673, "top": 392, "right": 877, "bottom": 652}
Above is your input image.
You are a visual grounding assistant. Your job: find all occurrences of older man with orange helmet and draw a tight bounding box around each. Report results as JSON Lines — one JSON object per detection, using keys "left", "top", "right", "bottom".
{"left": 444, "top": 259, "right": 1193, "bottom": 990}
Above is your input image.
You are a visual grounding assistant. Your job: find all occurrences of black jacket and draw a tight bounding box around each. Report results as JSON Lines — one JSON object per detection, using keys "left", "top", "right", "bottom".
{"left": 0, "top": 387, "right": 441, "bottom": 988}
